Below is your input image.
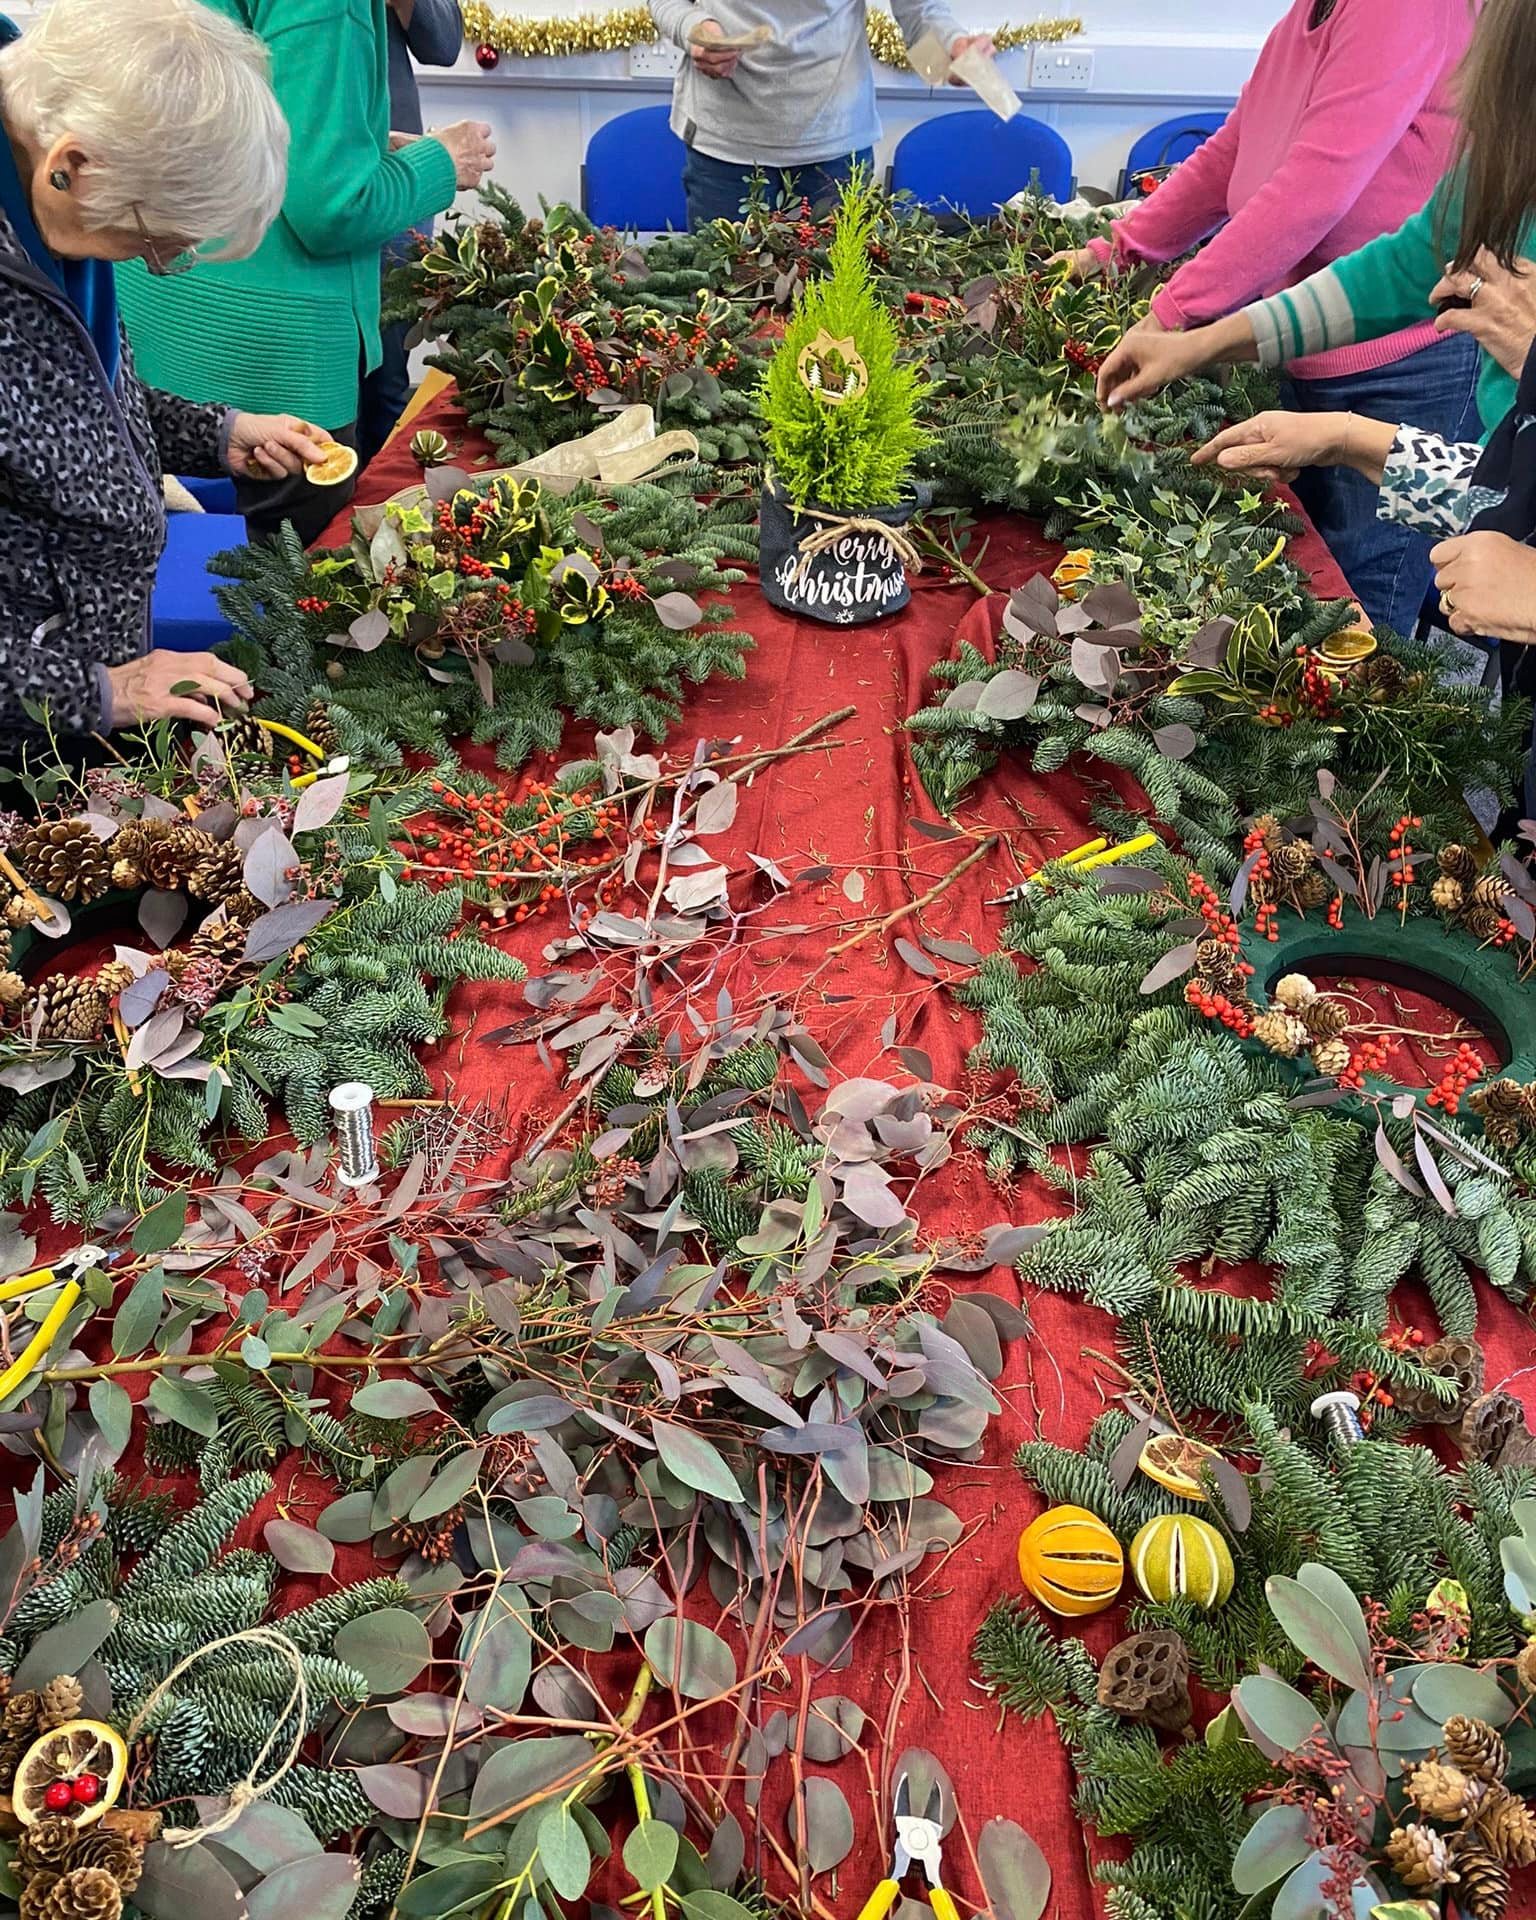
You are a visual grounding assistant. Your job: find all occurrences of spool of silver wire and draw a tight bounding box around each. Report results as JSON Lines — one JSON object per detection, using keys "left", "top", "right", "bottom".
{"left": 1310, "top": 1388, "right": 1364, "bottom": 1449}
{"left": 329, "top": 1081, "right": 379, "bottom": 1187}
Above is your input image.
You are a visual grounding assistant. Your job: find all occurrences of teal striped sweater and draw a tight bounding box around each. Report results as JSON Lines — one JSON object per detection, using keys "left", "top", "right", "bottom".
{"left": 1240, "top": 170, "right": 1536, "bottom": 434}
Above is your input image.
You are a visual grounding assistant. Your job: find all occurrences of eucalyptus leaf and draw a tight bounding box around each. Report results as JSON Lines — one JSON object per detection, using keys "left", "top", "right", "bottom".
{"left": 1231, "top": 1804, "right": 1313, "bottom": 1895}
{"left": 244, "top": 1855, "right": 358, "bottom": 1920}
{"left": 1410, "top": 1662, "right": 1515, "bottom": 1727}
{"left": 977, "top": 1817, "right": 1050, "bottom": 1920}
{"left": 14, "top": 1598, "right": 118, "bottom": 1688}
{"left": 651, "top": 1421, "right": 743, "bottom": 1501}
{"left": 333, "top": 1607, "right": 431, "bottom": 1693}
{"left": 796, "top": 1776, "right": 853, "bottom": 1874}
{"left": 643, "top": 1618, "right": 736, "bottom": 1700}
{"left": 623, "top": 1818, "right": 680, "bottom": 1892}
{"left": 1266, "top": 1573, "right": 1373, "bottom": 1693}
{"left": 1232, "top": 1675, "right": 1329, "bottom": 1759}
{"left": 536, "top": 1802, "right": 591, "bottom": 1900}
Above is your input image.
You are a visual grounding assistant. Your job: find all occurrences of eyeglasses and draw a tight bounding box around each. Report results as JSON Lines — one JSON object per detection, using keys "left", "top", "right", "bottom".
{"left": 131, "top": 205, "right": 196, "bottom": 278}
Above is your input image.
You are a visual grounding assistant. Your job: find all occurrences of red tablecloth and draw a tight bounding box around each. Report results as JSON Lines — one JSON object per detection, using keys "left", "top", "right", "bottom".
{"left": 304, "top": 398, "right": 1535, "bottom": 1915}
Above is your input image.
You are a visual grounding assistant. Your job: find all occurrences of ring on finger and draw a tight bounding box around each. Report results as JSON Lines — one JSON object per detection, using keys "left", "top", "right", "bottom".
{"left": 1468, "top": 275, "right": 1484, "bottom": 304}
{"left": 1440, "top": 592, "right": 1456, "bottom": 617}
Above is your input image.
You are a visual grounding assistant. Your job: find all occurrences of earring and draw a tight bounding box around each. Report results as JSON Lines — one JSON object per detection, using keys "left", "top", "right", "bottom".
{"left": 48, "top": 168, "right": 70, "bottom": 191}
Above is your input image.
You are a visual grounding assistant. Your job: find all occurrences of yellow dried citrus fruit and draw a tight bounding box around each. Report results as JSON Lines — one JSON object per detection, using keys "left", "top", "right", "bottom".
{"left": 13, "top": 1719, "right": 129, "bottom": 1827}
{"left": 304, "top": 442, "right": 360, "bottom": 487}
{"left": 1017, "top": 1503, "right": 1124, "bottom": 1617}
{"left": 1137, "top": 1431, "right": 1221, "bottom": 1502}
{"left": 1129, "top": 1514, "right": 1234, "bottom": 1610}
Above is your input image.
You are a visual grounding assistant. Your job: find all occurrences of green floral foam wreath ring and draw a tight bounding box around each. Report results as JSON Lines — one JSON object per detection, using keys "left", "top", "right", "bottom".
{"left": 1240, "top": 914, "right": 1536, "bottom": 1113}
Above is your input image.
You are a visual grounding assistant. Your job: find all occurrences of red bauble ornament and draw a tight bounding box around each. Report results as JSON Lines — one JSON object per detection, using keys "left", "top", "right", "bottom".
{"left": 44, "top": 1779, "right": 75, "bottom": 1811}
{"left": 475, "top": 41, "right": 499, "bottom": 68}
{"left": 72, "top": 1772, "right": 103, "bottom": 1806}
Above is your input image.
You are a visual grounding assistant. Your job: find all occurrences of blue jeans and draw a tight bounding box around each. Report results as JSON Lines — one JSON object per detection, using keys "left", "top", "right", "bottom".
{"left": 682, "top": 146, "right": 875, "bottom": 230}
{"left": 1281, "top": 331, "right": 1481, "bottom": 637}
{"left": 359, "top": 317, "right": 412, "bottom": 469}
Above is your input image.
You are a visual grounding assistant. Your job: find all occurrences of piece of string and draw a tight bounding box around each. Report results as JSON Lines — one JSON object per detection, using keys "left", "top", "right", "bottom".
{"left": 787, "top": 504, "right": 924, "bottom": 586}
{"left": 123, "top": 1624, "right": 309, "bottom": 1848}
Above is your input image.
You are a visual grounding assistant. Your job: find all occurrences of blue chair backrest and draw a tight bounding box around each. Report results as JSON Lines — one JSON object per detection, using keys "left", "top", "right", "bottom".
{"left": 582, "top": 105, "right": 688, "bottom": 232}
{"left": 890, "top": 109, "right": 1073, "bottom": 215}
{"left": 1122, "top": 112, "right": 1228, "bottom": 190}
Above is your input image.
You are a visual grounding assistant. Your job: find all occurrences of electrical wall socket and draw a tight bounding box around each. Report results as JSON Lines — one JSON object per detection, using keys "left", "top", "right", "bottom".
{"left": 630, "top": 41, "right": 682, "bottom": 78}
{"left": 1029, "top": 45, "right": 1095, "bottom": 91}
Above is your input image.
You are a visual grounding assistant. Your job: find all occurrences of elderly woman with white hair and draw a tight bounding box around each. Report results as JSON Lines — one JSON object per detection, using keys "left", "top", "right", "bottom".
{"left": 0, "top": 0, "right": 323, "bottom": 750}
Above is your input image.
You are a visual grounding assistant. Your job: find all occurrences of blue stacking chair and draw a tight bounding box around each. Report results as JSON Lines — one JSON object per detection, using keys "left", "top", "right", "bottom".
{"left": 152, "top": 512, "right": 245, "bottom": 651}
{"left": 177, "top": 476, "right": 239, "bottom": 513}
{"left": 889, "top": 110, "right": 1073, "bottom": 215}
{"left": 1119, "top": 113, "right": 1228, "bottom": 195}
{"left": 581, "top": 105, "right": 688, "bottom": 232}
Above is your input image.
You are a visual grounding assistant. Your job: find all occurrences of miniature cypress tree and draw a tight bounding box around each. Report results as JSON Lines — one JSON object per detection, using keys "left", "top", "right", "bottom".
{"left": 761, "top": 173, "right": 931, "bottom": 509}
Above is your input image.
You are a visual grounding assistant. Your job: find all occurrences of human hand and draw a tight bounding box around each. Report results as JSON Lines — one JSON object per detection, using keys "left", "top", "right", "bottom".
{"left": 1192, "top": 409, "right": 1352, "bottom": 485}
{"left": 1046, "top": 245, "right": 1103, "bottom": 282}
{"left": 1430, "top": 530, "right": 1536, "bottom": 642}
{"left": 226, "top": 412, "right": 332, "bottom": 479}
{"left": 1431, "top": 249, "right": 1536, "bottom": 379}
{"left": 689, "top": 20, "right": 740, "bottom": 77}
{"left": 1095, "top": 323, "right": 1209, "bottom": 410}
{"left": 429, "top": 119, "right": 497, "bottom": 190}
{"left": 106, "top": 650, "right": 253, "bottom": 730}
{"left": 947, "top": 31, "right": 996, "bottom": 77}
{"left": 1127, "top": 309, "right": 1167, "bottom": 338}
{"left": 388, "top": 130, "right": 420, "bottom": 152}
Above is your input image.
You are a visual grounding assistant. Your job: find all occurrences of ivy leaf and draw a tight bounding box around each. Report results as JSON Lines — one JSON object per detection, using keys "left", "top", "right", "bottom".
{"left": 643, "top": 1618, "right": 736, "bottom": 1699}
{"left": 651, "top": 1421, "right": 743, "bottom": 1501}
{"left": 623, "top": 1819, "right": 680, "bottom": 1892}
{"left": 977, "top": 1817, "right": 1051, "bottom": 1920}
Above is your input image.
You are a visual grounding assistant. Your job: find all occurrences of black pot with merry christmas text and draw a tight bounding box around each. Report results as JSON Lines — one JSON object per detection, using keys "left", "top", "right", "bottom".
{"left": 758, "top": 478, "right": 928, "bottom": 626}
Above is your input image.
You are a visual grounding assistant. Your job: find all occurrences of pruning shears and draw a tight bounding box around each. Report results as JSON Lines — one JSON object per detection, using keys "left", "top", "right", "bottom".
{"left": 0, "top": 1247, "right": 108, "bottom": 1404}
{"left": 855, "top": 1773, "right": 960, "bottom": 1920}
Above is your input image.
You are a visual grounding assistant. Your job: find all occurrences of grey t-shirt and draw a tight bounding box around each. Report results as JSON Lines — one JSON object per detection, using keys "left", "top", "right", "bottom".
{"left": 649, "top": 0, "right": 963, "bottom": 168}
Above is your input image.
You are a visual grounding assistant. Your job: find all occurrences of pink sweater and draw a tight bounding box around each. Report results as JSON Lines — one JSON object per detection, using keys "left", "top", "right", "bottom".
{"left": 1087, "top": 0, "right": 1475, "bottom": 380}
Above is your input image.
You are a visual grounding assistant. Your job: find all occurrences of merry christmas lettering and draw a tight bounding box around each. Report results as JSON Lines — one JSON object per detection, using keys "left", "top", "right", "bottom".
{"left": 777, "top": 532, "right": 907, "bottom": 613}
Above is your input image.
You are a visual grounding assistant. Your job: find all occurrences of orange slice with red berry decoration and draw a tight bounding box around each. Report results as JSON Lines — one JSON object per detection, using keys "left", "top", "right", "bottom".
{"left": 13, "top": 1719, "right": 128, "bottom": 1827}
{"left": 1137, "top": 1432, "right": 1221, "bottom": 1503}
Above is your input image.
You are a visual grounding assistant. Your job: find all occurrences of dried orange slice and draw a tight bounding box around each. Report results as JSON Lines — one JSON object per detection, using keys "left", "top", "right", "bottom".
{"left": 13, "top": 1719, "right": 128, "bottom": 1827}
{"left": 1137, "top": 1432, "right": 1220, "bottom": 1502}
{"left": 304, "top": 442, "right": 359, "bottom": 487}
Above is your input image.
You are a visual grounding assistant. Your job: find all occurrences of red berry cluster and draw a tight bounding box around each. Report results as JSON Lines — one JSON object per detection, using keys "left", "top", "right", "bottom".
{"left": 1185, "top": 979, "right": 1255, "bottom": 1033}
{"left": 1389, "top": 813, "right": 1422, "bottom": 898}
{"left": 1349, "top": 1367, "right": 1391, "bottom": 1426}
{"left": 1294, "top": 644, "right": 1336, "bottom": 718}
{"left": 435, "top": 498, "right": 493, "bottom": 546}
{"left": 295, "top": 595, "right": 332, "bottom": 615}
{"left": 458, "top": 554, "right": 496, "bottom": 579}
{"left": 1241, "top": 824, "right": 1280, "bottom": 940}
{"left": 1063, "top": 338, "right": 1106, "bottom": 375}
{"left": 413, "top": 777, "right": 626, "bottom": 923}
{"left": 794, "top": 195, "right": 817, "bottom": 249}
{"left": 1491, "top": 916, "right": 1521, "bottom": 949}
{"left": 1337, "top": 1034, "right": 1393, "bottom": 1091}
{"left": 1426, "top": 1041, "right": 1485, "bottom": 1113}
{"left": 608, "top": 573, "right": 651, "bottom": 602}
{"left": 44, "top": 1773, "right": 101, "bottom": 1812}
{"left": 1256, "top": 702, "right": 1296, "bottom": 728}
{"left": 1380, "top": 1321, "right": 1427, "bottom": 1354}
{"left": 1183, "top": 873, "right": 1257, "bottom": 1033}
{"left": 1326, "top": 891, "right": 1345, "bottom": 930}
{"left": 495, "top": 585, "right": 538, "bottom": 633}
{"left": 562, "top": 322, "right": 606, "bottom": 396}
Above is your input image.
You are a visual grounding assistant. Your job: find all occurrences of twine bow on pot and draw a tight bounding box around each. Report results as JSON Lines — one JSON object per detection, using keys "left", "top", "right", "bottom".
{"left": 788, "top": 505, "right": 924, "bottom": 587}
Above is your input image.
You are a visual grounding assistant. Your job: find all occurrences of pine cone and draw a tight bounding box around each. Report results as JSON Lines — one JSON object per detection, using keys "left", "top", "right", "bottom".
{"left": 1297, "top": 871, "right": 1331, "bottom": 909}
{"left": 1444, "top": 1716, "right": 1509, "bottom": 1785}
{"left": 1273, "top": 973, "right": 1317, "bottom": 1010}
{"left": 37, "top": 1866, "right": 122, "bottom": 1920}
{"left": 1477, "top": 1786, "right": 1536, "bottom": 1868}
{"left": 1194, "top": 935, "right": 1231, "bottom": 977}
{"left": 4, "top": 1689, "right": 40, "bottom": 1735}
{"left": 142, "top": 825, "right": 216, "bottom": 893}
{"left": 0, "top": 1732, "right": 28, "bottom": 1787}
{"left": 1452, "top": 1834, "right": 1510, "bottom": 1920}
{"left": 1407, "top": 1757, "right": 1477, "bottom": 1821}
{"left": 1464, "top": 906, "right": 1505, "bottom": 941}
{"left": 1431, "top": 875, "right": 1467, "bottom": 914}
{"left": 1253, "top": 1009, "right": 1309, "bottom": 1059}
{"left": 1438, "top": 844, "right": 1479, "bottom": 885}
{"left": 35, "top": 1675, "right": 82, "bottom": 1732}
{"left": 1355, "top": 654, "right": 1407, "bottom": 698}
{"left": 68, "top": 1832, "right": 141, "bottom": 1896}
{"left": 5, "top": 892, "right": 33, "bottom": 927}
{"left": 107, "top": 821, "right": 171, "bottom": 872}
{"left": 185, "top": 842, "right": 244, "bottom": 905}
{"left": 303, "top": 701, "right": 338, "bottom": 754}
{"left": 1385, "top": 1822, "right": 1458, "bottom": 1889}
{"left": 1471, "top": 876, "right": 1514, "bottom": 912}
{"left": 16, "top": 1814, "right": 79, "bottom": 1873}
{"left": 1248, "top": 872, "right": 1273, "bottom": 908}
{"left": 108, "top": 858, "right": 142, "bottom": 891}
{"left": 186, "top": 913, "right": 248, "bottom": 967}
{"left": 9, "top": 822, "right": 112, "bottom": 906}
{"left": 220, "top": 718, "right": 279, "bottom": 762}
{"left": 1299, "top": 996, "right": 1350, "bottom": 1042}
{"left": 29, "top": 975, "right": 111, "bottom": 1044}
{"left": 1270, "top": 841, "right": 1313, "bottom": 884}
{"left": 1516, "top": 1635, "right": 1536, "bottom": 1698}
{"left": 1251, "top": 813, "right": 1282, "bottom": 851}
{"left": 92, "top": 961, "right": 133, "bottom": 998}
{"left": 0, "top": 969, "right": 28, "bottom": 1009}
{"left": 1312, "top": 1037, "right": 1351, "bottom": 1077}
{"left": 19, "top": 1873, "right": 61, "bottom": 1920}
{"left": 221, "top": 889, "right": 264, "bottom": 927}
{"left": 1473, "top": 1079, "right": 1529, "bottom": 1119}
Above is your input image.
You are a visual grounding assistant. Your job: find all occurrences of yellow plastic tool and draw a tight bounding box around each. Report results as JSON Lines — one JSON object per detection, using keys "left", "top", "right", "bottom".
{"left": 0, "top": 1274, "right": 81, "bottom": 1403}
{"left": 856, "top": 1773, "right": 960, "bottom": 1920}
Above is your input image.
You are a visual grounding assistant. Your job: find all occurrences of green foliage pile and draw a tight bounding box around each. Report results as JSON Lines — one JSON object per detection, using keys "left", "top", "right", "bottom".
{"left": 761, "top": 174, "right": 931, "bottom": 510}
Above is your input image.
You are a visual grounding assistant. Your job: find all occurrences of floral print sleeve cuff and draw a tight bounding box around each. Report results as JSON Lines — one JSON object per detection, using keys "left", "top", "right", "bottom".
{"left": 1377, "top": 424, "right": 1482, "bottom": 537}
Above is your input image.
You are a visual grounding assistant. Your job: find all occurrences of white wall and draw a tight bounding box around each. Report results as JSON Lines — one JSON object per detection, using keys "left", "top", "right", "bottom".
{"left": 420, "top": 1, "right": 1292, "bottom": 216}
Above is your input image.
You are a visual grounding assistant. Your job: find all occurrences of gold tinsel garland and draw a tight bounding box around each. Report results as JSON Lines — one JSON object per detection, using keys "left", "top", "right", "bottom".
{"left": 461, "top": 2, "right": 1082, "bottom": 65}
